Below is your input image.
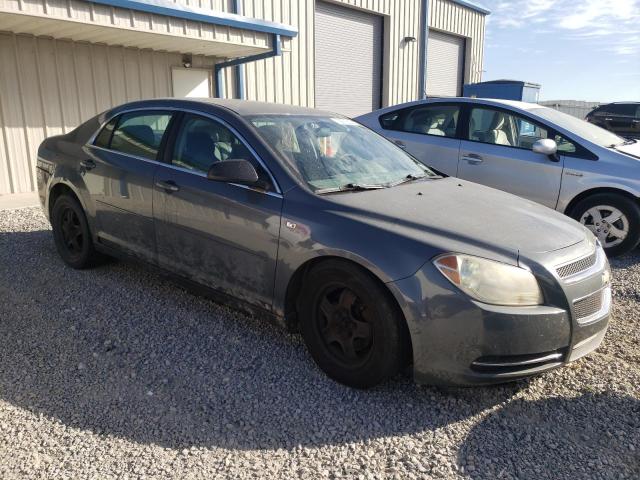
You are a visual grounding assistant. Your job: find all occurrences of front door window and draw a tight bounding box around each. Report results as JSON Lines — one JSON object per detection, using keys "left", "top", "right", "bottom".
{"left": 468, "top": 108, "right": 548, "bottom": 149}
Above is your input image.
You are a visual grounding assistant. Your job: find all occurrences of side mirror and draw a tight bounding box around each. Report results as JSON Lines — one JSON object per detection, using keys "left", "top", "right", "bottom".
{"left": 532, "top": 138, "right": 559, "bottom": 162}
{"left": 207, "top": 159, "right": 259, "bottom": 185}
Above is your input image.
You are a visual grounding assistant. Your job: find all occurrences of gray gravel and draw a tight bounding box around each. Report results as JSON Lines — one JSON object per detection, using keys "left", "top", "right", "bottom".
{"left": 0, "top": 206, "right": 638, "bottom": 480}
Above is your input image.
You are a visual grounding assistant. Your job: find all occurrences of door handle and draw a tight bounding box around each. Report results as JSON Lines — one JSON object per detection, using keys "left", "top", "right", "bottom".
{"left": 79, "top": 159, "right": 96, "bottom": 170}
{"left": 155, "top": 180, "right": 180, "bottom": 193}
{"left": 462, "top": 154, "right": 483, "bottom": 165}
{"left": 604, "top": 118, "right": 613, "bottom": 121}
{"left": 394, "top": 140, "right": 407, "bottom": 149}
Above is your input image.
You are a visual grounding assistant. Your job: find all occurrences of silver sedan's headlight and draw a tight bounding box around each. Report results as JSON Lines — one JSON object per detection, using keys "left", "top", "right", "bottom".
{"left": 434, "top": 254, "right": 544, "bottom": 306}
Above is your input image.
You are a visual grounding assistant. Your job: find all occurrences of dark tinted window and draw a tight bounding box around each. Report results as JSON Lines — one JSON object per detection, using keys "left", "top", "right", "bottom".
{"left": 110, "top": 112, "right": 172, "bottom": 160}
{"left": 599, "top": 104, "right": 638, "bottom": 116}
{"left": 611, "top": 104, "right": 638, "bottom": 116}
{"left": 93, "top": 118, "right": 117, "bottom": 148}
{"left": 380, "top": 105, "right": 460, "bottom": 138}
{"left": 173, "top": 114, "right": 272, "bottom": 187}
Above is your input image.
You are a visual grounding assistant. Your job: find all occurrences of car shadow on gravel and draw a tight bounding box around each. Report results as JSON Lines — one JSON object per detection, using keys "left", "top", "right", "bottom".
{"left": 457, "top": 393, "right": 640, "bottom": 479}
{"left": 1, "top": 229, "right": 533, "bottom": 450}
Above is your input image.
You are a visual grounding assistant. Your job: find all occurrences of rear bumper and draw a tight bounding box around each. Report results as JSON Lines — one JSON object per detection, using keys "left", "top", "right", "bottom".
{"left": 388, "top": 244, "right": 611, "bottom": 386}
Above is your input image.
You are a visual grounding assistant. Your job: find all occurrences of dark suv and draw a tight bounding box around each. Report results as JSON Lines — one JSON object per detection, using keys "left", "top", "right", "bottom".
{"left": 586, "top": 102, "right": 640, "bottom": 139}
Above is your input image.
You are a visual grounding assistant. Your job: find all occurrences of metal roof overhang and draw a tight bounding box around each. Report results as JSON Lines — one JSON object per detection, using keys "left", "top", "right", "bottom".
{"left": 451, "top": 0, "right": 491, "bottom": 15}
{"left": 0, "top": 0, "right": 297, "bottom": 57}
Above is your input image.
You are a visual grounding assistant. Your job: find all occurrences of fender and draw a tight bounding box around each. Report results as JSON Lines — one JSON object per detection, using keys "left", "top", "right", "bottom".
{"left": 272, "top": 245, "right": 401, "bottom": 319}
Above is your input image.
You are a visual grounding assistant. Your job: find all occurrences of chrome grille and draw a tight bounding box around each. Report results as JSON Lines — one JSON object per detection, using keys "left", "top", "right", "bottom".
{"left": 573, "top": 289, "right": 604, "bottom": 321}
{"left": 556, "top": 251, "right": 597, "bottom": 279}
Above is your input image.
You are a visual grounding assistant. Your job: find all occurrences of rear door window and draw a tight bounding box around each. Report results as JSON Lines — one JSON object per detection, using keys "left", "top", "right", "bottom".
{"left": 607, "top": 104, "right": 637, "bottom": 116}
{"left": 380, "top": 105, "right": 460, "bottom": 138}
{"left": 109, "top": 112, "right": 173, "bottom": 160}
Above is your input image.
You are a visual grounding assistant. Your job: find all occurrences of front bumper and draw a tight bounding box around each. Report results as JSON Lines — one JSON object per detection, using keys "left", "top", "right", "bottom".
{"left": 389, "top": 242, "right": 611, "bottom": 386}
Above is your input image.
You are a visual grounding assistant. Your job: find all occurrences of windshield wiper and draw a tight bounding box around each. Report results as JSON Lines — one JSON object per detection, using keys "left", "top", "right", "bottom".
{"left": 315, "top": 183, "right": 387, "bottom": 194}
{"left": 387, "top": 173, "right": 434, "bottom": 187}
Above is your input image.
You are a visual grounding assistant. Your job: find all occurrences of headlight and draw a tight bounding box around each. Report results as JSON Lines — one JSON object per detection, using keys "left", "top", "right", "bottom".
{"left": 433, "top": 254, "right": 544, "bottom": 306}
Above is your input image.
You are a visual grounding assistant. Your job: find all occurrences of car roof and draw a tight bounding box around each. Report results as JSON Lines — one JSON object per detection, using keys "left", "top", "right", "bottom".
{"left": 355, "top": 97, "right": 543, "bottom": 119}
{"left": 163, "top": 98, "right": 341, "bottom": 117}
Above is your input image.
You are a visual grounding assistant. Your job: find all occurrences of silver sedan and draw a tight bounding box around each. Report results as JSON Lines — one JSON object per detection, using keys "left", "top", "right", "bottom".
{"left": 357, "top": 98, "right": 640, "bottom": 257}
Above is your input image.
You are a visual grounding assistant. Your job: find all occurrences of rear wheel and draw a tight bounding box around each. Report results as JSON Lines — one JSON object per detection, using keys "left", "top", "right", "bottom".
{"left": 298, "top": 260, "right": 408, "bottom": 389}
{"left": 570, "top": 193, "right": 640, "bottom": 257}
{"left": 51, "top": 194, "right": 102, "bottom": 269}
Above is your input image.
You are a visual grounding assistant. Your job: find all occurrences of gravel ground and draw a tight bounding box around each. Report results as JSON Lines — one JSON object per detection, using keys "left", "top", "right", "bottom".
{"left": 0, "top": 206, "right": 638, "bottom": 480}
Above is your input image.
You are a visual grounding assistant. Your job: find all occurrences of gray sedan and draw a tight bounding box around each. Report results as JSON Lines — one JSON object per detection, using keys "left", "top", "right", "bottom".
{"left": 357, "top": 98, "right": 640, "bottom": 257}
{"left": 37, "top": 99, "right": 611, "bottom": 388}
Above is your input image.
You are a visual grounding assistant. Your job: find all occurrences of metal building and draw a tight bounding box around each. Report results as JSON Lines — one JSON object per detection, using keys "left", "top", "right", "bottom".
{"left": 0, "top": 0, "right": 489, "bottom": 195}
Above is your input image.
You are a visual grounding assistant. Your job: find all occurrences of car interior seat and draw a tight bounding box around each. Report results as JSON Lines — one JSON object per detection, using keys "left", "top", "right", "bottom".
{"left": 179, "top": 131, "right": 218, "bottom": 171}
{"left": 426, "top": 120, "right": 446, "bottom": 136}
{"left": 486, "top": 113, "right": 512, "bottom": 146}
{"left": 118, "top": 125, "right": 157, "bottom": 153}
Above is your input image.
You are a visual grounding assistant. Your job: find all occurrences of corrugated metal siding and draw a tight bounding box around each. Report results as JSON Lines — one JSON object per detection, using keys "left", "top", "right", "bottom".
{"left": 227, "top": 0, "right": 422, "bottom": 108}
{"left": 227, "top": 0, "right": 483, "bottom": 107}
{"left": 428, "top": 0, "right": 485, "bottom": 84}
{"left": 0, "top": 33, "right": 218, "bottom": 194}
{"left": 0, "top": 0, "right": 487, "bottom": 194}
{"left": 0, "top": 0, "right": 270, "bottom": 56}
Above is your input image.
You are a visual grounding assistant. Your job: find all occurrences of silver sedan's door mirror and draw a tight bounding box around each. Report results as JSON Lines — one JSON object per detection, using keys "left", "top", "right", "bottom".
{"left": 207, "top": 159, "right": 259, "bottom": 185}
{"left": 532, "top": 138, "right": 559, "bottom": 161}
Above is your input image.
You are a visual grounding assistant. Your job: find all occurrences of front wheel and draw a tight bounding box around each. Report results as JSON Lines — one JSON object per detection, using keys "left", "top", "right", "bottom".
{"left": 570, "top": 193, "right": 640, "bottom": 257}
{"left": 298, "top": 261, "right": 409, "bottom": 389}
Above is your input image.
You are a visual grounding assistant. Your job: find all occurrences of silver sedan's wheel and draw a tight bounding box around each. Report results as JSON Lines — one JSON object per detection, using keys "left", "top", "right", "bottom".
{"left": 580, "top": 205, "right": 629, "bottom": 248}
{"left": 571, "top": 193, "right": 640, "bottom": 257}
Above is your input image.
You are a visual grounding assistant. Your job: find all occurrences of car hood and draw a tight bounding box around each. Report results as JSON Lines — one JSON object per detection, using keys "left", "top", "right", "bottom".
{"left": 613, "top": 140, "right": 640, "bottom": 160}
{"left": 325, "top": 178, "right": 587, "bottom": 263}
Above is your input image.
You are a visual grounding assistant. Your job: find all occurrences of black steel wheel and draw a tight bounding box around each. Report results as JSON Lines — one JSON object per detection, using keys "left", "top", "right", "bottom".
{"left": 51, "top": 194, "right": 101, "bottom": 269}
{"left": 59, "top": 207, "right": 84, "bottom": 255}
{"left": 299, "top": 260, "right": 409, "bottom": 389}
{"left": 314, "top": 285, "right": 374, "bottom": 369}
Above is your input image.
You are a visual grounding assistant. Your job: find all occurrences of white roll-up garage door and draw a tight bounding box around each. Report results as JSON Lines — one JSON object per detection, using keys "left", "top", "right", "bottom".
{"left": 314, "top": 1, "right": 383, "bottom": 117}
{"left": 426, "top": 30, "right": 466, "bottom": 97}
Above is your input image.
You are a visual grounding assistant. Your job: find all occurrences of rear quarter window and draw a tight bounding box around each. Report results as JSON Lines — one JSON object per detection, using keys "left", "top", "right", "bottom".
{"left": 93, "top": 118, "right": 117, "bottom": 148}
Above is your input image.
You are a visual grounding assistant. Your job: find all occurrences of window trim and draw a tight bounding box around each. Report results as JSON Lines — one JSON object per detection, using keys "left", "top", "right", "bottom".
{"left": 377, "top": 102, "right": 464, "bottom": 139}
{"left": 460, "top": 103, "right": 599, "bottom": 160}
{"left": 86, "top": 106, "right": 283, "bottom": 196}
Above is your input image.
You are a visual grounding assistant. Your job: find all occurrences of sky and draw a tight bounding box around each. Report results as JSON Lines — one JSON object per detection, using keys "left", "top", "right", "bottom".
{"left": 478, "top": 0, "right": 640, "bottom": 102}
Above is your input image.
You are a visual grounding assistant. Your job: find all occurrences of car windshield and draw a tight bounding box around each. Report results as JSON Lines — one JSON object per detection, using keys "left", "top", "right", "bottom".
{"left": 248, "top": 115, "right": 437, "bottom": 192}
{"left": 530, "top": 107, "right": 627, "bottom": 148}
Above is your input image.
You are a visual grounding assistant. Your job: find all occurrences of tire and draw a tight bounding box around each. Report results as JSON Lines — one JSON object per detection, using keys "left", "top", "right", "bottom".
{"left": 298, "top": 260, "right": 409, "bottom": 389}
{"left": 51, "top": 194, "right": 102, "bottom": 269}
{"left": 570, "top": 193, "right": 640, "bottom": 257}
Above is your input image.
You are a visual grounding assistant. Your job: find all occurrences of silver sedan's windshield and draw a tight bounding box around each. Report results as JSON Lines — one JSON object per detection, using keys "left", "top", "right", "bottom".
{"left": 249, "top": 115, "right": 437, "bottom": 192}
{"left": 530, "top": 107, "right": 626, "bottom": 148}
